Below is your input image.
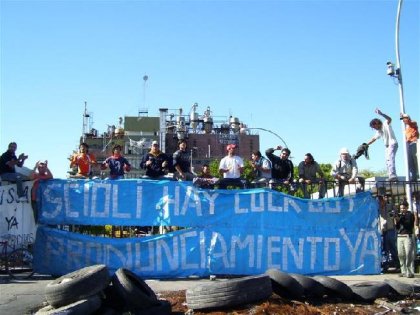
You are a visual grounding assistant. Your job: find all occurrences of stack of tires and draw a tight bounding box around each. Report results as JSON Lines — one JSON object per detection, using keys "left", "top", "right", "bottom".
{"left": 36, "top": 265, "right": 420, "bottom": 313}
{"left": 35, "top": 265, "right": 171, "bottom": 315}
{"left": 185, "top": 268, "right": 420, "bottom": 311}
{"left": 263, "top": 268, "right": 419, "bottom": 303}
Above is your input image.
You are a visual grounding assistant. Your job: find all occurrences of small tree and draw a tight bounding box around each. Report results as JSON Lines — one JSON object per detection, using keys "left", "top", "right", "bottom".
{"left": 319, "top": 163, "right": 334, "bottom": 181}
{"left": 359, "top": 168, "right": 387, "bottom": 178}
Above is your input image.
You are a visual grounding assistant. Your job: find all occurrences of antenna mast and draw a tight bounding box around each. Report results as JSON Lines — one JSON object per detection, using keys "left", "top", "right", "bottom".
{"left": 82, "top": 101, "right": 90, "bottom": 142}
{"left": 139, "top": 75, "right": 149, "bottom": 116}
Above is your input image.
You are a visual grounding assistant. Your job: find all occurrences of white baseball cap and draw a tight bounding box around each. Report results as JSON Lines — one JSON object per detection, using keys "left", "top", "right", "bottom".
{"left": 340, "top": 147, "right": 350, "bottom": 154}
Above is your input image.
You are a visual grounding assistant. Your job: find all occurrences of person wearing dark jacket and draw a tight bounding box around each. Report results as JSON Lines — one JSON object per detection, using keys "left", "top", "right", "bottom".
{"left": 140, "top": 141, "right": 171, "bottom": 179}
{"left": 265, "top": 146, "right": 294, "bottom": 192}
{"left": 173, "top": 139, "right": 195, "bottom": 181}
{"left": 0, "top": 142, "right": 29, "bottom": 199}
{"left": 395, "top": 200, "right": 417, "bottom": 278}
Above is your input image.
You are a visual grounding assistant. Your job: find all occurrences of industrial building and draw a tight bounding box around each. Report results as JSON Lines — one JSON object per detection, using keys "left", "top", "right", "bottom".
{"left": 72, "top": 103, "right": 260, "bottom": 178}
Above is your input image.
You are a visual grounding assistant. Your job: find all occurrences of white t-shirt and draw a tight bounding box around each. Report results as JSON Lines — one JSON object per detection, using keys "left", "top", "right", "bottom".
{"left": 219, "top": 155, "right": 244, "bottom": 178}
{"left": 374, "top": 120, "right": 397, "bottom": 146}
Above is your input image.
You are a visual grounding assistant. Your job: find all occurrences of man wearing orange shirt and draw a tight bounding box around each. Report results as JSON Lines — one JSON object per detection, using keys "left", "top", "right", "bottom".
{"left": 401, "top": 113, "right": 419, "bottom": 181}
{"left": 70, "top": 143, "right": 97, "bottom": 178}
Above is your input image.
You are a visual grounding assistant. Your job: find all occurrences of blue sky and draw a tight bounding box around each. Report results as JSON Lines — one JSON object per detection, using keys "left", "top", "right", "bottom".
{"left": 1, "top": 0, "right": 419, "bottom": 179}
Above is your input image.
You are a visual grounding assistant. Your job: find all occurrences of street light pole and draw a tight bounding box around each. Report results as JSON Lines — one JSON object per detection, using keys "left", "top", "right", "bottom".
{"left": 392, "top": 0, "right": 412, "bottom": 204}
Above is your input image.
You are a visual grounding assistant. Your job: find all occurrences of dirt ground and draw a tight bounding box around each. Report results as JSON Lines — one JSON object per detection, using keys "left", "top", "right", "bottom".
{"left": 159, "top": 290, "right": 420, "bottom": 314}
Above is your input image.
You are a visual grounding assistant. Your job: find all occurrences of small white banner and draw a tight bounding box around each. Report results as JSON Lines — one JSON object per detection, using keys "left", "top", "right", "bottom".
{"left": 0, "top": 182, "right": 36, "bottom": 248}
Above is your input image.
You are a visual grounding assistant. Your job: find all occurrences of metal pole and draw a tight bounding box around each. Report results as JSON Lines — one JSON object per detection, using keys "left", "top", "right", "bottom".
{"left": 394, "top": 0, "right": 412, "bottom": 206}
{"left": 247, "top": 127, "right": 289, "bottom": 149}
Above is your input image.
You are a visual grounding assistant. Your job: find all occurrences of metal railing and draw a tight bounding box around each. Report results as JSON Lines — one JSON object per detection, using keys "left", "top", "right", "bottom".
{"left": 279, "top": 179, "right": 419, "bottom": 202}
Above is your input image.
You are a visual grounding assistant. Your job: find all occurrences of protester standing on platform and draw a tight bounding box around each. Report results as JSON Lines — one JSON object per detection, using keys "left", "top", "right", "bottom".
{"left": 218, "top": 144, "right": 245, "bottom": 189}
{"left": 140, "top": 141, "right": 171, "bottom": 179}
{"left": 367, "top": 108, "right": 398, "bottom": 181}
{"left": 69, "top": 143, "right": 97, "bottom": 178}
{"left": 265, "top": 146, "right": 294, "bottom": 192}
{"left": 101, "top": 144, "right": 131, "bottom": 179}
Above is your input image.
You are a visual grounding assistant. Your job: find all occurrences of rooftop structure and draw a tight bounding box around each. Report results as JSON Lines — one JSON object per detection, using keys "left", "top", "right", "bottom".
{"left": 71, "top": 103, "right": 259, "bottom": 178}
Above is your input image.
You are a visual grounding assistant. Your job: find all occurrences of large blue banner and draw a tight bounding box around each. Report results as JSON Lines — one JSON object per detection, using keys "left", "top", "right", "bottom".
{"left": 34, "top": 179, "right": 381, "bottom": 277}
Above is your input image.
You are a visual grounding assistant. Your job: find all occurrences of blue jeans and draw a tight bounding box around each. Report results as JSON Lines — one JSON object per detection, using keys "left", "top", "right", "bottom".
{"left": 382, "top": 229, "right": 399, "bottom": 267}
{"left": 407, "top": 142, "right": 418, "bottom": 180}
{"left": 0, "top": 172, "right": 29, "bottom": 197}
{"left": 386, "top": 143, "right": 398, "bottom": 178}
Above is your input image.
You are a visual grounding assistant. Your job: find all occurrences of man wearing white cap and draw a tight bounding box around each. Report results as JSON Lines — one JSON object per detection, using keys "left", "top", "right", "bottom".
{"left": 140, "top": 140, "right": 171, "bottom": 179}
{"left": 331, "top": 147, "right": 362, "bottom": 197}
{"left": 400, "top": 113, "right": 418, "bottom": 181}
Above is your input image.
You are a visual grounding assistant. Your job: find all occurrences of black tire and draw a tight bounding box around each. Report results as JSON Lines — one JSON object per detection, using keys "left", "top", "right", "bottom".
{"left": 265, "top": 268, "right": 304, "bottom": 300}
{"left": 102, "top": 283, "right": 126, "bottom": 310}
{"left": 414, "top": 279, "right": 420, "bottom": 293}
{"left": 93, "top": 306, "right": 121, "bottom": 315}
{"left": 133, "top": 300, "right": 172, "bottom": 315}
{"left": 7, "top": 247, "right": 34, "bottom": 280}
{"left": 384, "top": 279, "right": 417, "bottom": 297}
{"left": 111, "top": 268, "right": 159, "bottom": 310}
{"left": 349, "top": 281, "right": 391, "bottom": 302}
{"left": 186, "top": 274, "right": 272, "bottom": 310}
{"left": 35, "top": 294, "right": 102, "bottom": 315}
{"left": 312, "top": 275, "right": 353, "bottom": 300}
{"left": 290, "top": 274, "right": 326, "bottom": 298}
{"left": 45, "top": 264, "right": 110, "bottom": 308}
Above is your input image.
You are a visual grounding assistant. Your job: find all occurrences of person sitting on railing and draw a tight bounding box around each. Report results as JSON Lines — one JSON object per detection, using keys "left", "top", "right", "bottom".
{"left": 265, "top": 146, "right": 295, "bottom": 193}
{"left": 218, "top": 144, "right": 245, "bottom": 189}
{"left": 250, "top": 150, "right": 272, "bottom": 188}
{"left": 193, "top": 164, "right": 219, "bottom": 189}
{"left": 140, "top": 141, "right": 171, "bottom": 180}
{"left": 331, "top": 147, "right": 364, "bottom": 197}
{"left": 0, "top": 142, "right": 29, "bottom": 200}
{"left": 101, "top": 144, "right": 131, "bottom": 179}
{"left": 69, "top": 143, "right": 97, "bottom": 179}
{"left": 173, "top": 139, "right": 195, "bottom": 181}
{"left": 298, "top": 153, "right": 325, "bottom": 199}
